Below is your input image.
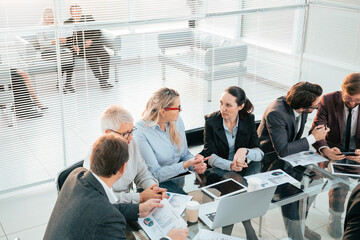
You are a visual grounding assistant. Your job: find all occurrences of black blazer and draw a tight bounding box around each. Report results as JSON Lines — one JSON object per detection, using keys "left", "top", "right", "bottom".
{"left": 199, "top": 111, "right": 260, "bottom": 160}
{"left": 44, "top": 168, "right": 139, "bottom": 240}
{"left": 257, "top": 96, "right": 309, "bottom": 157}
{"left": 343, "top": 184, "right": 360, "bottom": 240}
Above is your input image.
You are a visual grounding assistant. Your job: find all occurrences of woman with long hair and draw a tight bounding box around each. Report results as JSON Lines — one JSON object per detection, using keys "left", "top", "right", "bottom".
{"left": 199, "top": 86, "right": 263, "bottom": 240}
{"left": 134, "top": 87, "right": 207, "bottom": 183}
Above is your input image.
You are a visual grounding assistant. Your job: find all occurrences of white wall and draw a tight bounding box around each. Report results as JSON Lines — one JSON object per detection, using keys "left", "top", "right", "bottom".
{"left": 301, "top": 4, "right": 360, "bottom": 93}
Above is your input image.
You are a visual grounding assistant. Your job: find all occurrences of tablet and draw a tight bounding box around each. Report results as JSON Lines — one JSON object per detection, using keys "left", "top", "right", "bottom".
{"left": 201, "top": 178, "right": 247, "bottom": 200}
{"left": 271, "top": 182, "right": 303, "bottom": 203}
{"left": 330, "top": 163, "right": 360, "bottom": 177}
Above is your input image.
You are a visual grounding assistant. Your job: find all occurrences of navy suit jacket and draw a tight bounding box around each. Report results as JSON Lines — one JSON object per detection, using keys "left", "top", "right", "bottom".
{"left": 199, "top": 111, "right": 260, "bottom": 159}
{"left": 257, "top": 96, "right": 309, "bottom": 157}
{"left": 44, "top": 168, "right": 139, "bottom": 240}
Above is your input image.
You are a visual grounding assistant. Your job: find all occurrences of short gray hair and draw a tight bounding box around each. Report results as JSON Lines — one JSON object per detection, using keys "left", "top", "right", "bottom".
{"left": 100, "top": 105, "right": 134, "bottom": 133}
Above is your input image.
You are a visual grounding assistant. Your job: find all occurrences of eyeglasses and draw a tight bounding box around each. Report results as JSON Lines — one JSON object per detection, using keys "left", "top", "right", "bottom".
{"left": 306, "top": 105, "right": 319, "bottom": 110}
{"left": 164, "top": 105, "right": 181, "bottom": 112}
{"left": 108, "top": 127, "right": 137, "bottom": 139}
{"left": 343, "top": 94, "right": 360, "bottom": 104}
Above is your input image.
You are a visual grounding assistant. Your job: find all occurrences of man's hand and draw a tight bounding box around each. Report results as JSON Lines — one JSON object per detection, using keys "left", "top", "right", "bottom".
{"left": 73, "top": 45, "right": 80, "bottom": 55}
{"left": 140, "top": 184, "right": 168, "bottom": 203}
{"left": 312, "top": 125, "right": 330, "bottom": 141}
{"left": 345, "top": 149, "right": 360, "bottom": 163}
{"left": 139, "top": 199, "right": 163, "bottom": 217}
{"left": 321, "top": 147, "right": 345, "bottom": 160}
{"left": 167, "top": 228, "right": 189, "bottom": 240}
{"left": 84, "top": 39, "right": 92, "bottom": 48}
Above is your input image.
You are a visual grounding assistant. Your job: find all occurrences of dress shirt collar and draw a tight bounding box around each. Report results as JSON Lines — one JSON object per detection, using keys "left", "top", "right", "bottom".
{"left": 344, "top": 104, "right": 359, "bottom": 113}
{"left": 91, "top": 172, "right": 118, "bottom": 204}
{"left": 293, "top": 109, "right": 300, "bottom": 118}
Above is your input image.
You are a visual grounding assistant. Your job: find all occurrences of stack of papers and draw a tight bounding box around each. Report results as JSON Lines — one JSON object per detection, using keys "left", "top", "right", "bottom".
{"left": 138, "top": 193, "right": 192, "bottom": 240}
{"left": 280, "top": 151, "right": 328, "bottom": 166}
{"left": 244, "top": 169, "right": 298, "bottom": 188}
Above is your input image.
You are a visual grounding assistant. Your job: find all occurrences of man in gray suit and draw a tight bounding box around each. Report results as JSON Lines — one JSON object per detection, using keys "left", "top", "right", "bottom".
{"left": 44, "top": 134, "right": 188, "bottom": 240}
{"left": 257, "top": 82, "right": 328, "bottom": 240}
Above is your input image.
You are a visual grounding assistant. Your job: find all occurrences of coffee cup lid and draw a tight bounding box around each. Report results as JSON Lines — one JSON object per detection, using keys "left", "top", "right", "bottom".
{"left": 186, "top": 200, "right": 200, "bottom": 210}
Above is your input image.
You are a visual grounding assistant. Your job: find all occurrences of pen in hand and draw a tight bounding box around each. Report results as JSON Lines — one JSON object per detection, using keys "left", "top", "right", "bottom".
{"left": 322, "top": 180, "right": 329, "bottom": 191}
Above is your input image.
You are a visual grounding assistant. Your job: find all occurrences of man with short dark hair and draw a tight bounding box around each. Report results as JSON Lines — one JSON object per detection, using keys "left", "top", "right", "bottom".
{"left": 258, "top": 82, "right": 328, "bottom": 162}
{"left": 44, "top": 134, "right": 188, "bottom": 240}
{"left": 257, "top": 81, "right": 329, "bottom": 240}
{"left": 310, "top": 73, "right": 360, "bottom": 238}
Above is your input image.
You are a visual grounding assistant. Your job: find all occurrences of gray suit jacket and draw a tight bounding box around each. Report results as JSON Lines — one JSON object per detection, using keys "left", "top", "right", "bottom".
{"left": 257, "top": 96, "right": 309, "bottom": 157}
{"left": 44, "top": 168, "right": 139, "bottom": 240}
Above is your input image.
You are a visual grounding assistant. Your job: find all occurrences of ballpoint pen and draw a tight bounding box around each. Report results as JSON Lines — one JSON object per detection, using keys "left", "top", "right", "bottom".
{"left": 322, "top": 180, "right": 329, "bottom": 191}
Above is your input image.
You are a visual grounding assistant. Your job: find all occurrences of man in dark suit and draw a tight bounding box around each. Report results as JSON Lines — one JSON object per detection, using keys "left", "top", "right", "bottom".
{"left": 343, "top": 184, "right": 360, "bottom": 240}
{"left": 65, "top": 5, "right": 113, "bottom": 89}
{"left": 310, "top": 73, "right": 360, "bottom": 238}
{"left": 44, "top": 134, "right": 188, "bottom": 240}
{"left": 258, "top": 82, "right": 328, "bottom": 240}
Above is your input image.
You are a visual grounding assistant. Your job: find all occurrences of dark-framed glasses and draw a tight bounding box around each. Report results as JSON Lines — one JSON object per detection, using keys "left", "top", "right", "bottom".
{"left": 343, "top": 95, "right": 360, "bottom": 104}
{"left": 108, "top": 127, "right": 137, "bottom": 139}
{"left": 164, "top": 105, "right": 181, "bottom": 112}
{"left": 306, "top": 104, "right": 319, "bottom": 110}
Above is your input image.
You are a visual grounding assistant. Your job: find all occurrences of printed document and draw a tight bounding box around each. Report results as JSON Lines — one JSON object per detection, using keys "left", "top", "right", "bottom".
{"left": 281, "top": 151, "right": 328, "bottom": 166}
{"left": 138, "top": 198, "right": 187, "bottom": 240}
{"left": 244, "top": 169, "right": 298, "bottom": 189}
{"left": 167, "top": 192, "right": 193, "bottom": 215}
{"left": 193, "top": 229, "right": 244, "bottom": 240}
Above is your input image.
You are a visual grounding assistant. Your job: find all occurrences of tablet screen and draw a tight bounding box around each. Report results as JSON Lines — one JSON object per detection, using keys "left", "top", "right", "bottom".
{"left": 271, "top": 182, "right": 303, "bottom": 203}
{"left": 201, "top": 178, "right": 246, "bottom": 199}
{"left": 331, "top": 163, "right": 360, "bottom": 177}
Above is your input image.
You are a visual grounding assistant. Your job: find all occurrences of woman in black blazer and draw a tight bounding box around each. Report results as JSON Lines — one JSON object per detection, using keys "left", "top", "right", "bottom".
{"left": 200, "top": 86, "right": 263, "bottom": 176}
{"left": 199, "top": 86, "right": 263, "bottom": 240}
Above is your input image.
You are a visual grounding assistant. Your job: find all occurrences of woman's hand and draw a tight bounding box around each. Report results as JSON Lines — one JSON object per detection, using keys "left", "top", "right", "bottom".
{"left": 230, "top": 160, "right": 247, "bottom": 172}
{"left": 231, "top": 148, "right": 248, "bottom": 171}
{"left": 234, "top": 148, "right": 248, "bottom": 163}
{"left": 193, "top": 154, "right": 208, "bottom": 174}
{"left": 183, "top": 155, "right": 208, "bottom": 173}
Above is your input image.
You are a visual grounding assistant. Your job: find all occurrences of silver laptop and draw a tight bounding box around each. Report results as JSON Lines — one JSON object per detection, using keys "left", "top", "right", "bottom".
{"left": 198, "top": 186, "right": 276, "bottom": 229}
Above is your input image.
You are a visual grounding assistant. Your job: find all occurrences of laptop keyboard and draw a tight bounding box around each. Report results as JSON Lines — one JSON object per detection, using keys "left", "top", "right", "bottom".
{"left": 206, "top": 212, "right": 216, "bottom": 222}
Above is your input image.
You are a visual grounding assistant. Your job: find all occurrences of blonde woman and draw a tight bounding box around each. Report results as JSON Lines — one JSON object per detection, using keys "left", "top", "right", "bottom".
{"left": 134, "top": 87, "right": 207, "bottom": 183}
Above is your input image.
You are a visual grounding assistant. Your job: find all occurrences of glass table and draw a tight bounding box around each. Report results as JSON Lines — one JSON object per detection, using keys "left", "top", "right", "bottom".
{"left": 131, "top": 159, "right": 359, "bottom": 240}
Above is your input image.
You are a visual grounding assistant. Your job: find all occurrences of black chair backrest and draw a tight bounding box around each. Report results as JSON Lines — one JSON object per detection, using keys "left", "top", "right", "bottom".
{"left": 56, "top": 160, "right": 84, "bottom": 192}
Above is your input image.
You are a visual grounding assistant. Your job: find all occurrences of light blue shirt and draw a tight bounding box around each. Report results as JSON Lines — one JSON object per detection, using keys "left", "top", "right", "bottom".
{"left": 223, "top": 116, "right": 239, "bottom": 161}
{"left": 134, "top": 116, "right": 194, "bottom": 183}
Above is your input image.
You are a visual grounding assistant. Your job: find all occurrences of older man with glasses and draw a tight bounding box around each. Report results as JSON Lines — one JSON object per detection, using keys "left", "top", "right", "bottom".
{"left": 83, "top": 105, "right": 168, "bottom": 204}
{"left": 310, "top": 73, "right": 360, "bottom": 238}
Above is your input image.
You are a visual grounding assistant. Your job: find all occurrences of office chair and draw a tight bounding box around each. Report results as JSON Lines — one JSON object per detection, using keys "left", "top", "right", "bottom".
{"left": 55, "top": 160, "right": 84, "bottom": 193}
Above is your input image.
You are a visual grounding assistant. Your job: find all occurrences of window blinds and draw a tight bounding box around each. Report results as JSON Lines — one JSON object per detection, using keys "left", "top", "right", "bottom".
{"left": 1, "top": 0, "right": 357, "bottom": 193}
